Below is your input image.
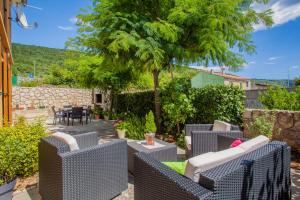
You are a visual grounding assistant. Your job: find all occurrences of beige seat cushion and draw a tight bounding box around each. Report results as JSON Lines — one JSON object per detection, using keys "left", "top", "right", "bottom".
{"left": 185, "top": 136, "right": 191, "bottom": 150}
{"left": 184, "top": 147, "right": 245, "bottom": 182}
{"left": 239, "top": 135, "right": 269, "bottom": 154}
{"left": 52, "top": 132, "right": 80, "bottom": 151}
{"left": 212, "top": 120, "right": 231, "bottom": 132}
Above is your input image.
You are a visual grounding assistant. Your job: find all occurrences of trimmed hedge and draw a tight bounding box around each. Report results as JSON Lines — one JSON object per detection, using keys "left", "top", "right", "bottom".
{"left": 191, "top": 85, "right": 245, "bottom": 126}
{"left": 114, "top": 91, "right": 155, "bottom": 117}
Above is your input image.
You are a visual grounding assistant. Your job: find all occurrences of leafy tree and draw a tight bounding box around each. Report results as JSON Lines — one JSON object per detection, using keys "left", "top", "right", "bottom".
{"left": 65, "top": 53, "right": 139, "bottom": 112}
{"left": 43, "top": 65, "right": 77, "bottom": 87}
{"left": 70, "top": 0, "right": 272, "bottom": 132}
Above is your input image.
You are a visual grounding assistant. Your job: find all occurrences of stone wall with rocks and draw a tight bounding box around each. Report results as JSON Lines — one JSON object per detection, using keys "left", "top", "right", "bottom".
{"left": 244, "top": 109, "right": 300, "bottom": 153}
{"left": 12, "top": 86, "right": 93, "bottom": 110}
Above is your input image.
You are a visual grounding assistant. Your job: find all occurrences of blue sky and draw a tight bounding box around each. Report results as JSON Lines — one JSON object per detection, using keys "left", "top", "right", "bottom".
{"left": 12, "top": 0, "right": 300, "bottom": 80}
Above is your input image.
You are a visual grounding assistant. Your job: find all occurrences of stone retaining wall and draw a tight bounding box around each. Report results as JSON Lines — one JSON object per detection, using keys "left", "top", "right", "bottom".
{"left": 12, "top": 86, "right": 93, "bottom": 110}
{"left": 244, "top": 109, "right": 300, "bottom": 153}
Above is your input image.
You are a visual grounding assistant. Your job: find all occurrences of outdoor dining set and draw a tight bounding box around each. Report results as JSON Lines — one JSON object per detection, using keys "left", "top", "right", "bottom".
{"left": 39, "top": 120, "right": 291, "bottom": 200}
{"left": 52, "top": 105, "right": 92, "bottom": 126}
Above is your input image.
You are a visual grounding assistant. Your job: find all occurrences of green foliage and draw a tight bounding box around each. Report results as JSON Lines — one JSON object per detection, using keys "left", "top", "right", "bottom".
{"left": 162, "top": 78, "right": 195, "bottom": 133}
{"left": 124, "top": 115, "right": 145, "bottom": 140}
{"left": 70, "top": 0, "right": 272, "bottom": 132}
{"left": 92, "top": 106, "right": 103, "bottom": 115}
{"left": 247, "top": 113, "right": 275, "bottom": 138}
{"left": 259, "top": 86, "right": 300, "bottom": 111}
{"left": 0, "top": 118, "right": 47, "bottom": 186}
{"left": 116, "top": 121, "right": 129, "bottom": 131}
{"left": 12, "top": 43, "right": 70, "bottom": 76}
{"left": 114, "top": 91, "right": 154, "bottom": 117}
{"left": 18, "top": 80, "right": 44, "bottom": 87}
{"left": 43, "top": 65, "right": 77, "bottom": 87}
{"left": 72, "top": 0, "right": 272, "bottom": 70}
{"left": 176, "top": 131, "right": 186, "bottom": 149}
{"left": 191, "top": 85, "right": 245, "bottom": 126}
{"left": 145, "top": 111, "right": 157, "bottom": 133}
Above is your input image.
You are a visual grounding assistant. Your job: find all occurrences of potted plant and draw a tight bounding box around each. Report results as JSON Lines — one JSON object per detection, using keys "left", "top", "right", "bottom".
{"left": 144, "top": 111, "right": 157, "bottom": 145}
{"left": 115, "top": 121, "right": 128, "bottom": 139}
{"left": 93, "top": 106, "right": 103, "bottom": 120}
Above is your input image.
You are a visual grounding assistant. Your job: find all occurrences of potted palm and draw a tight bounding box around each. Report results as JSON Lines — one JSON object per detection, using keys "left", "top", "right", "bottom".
{"left": 116, "top": 121, "right": 129, "bottom": 139}
{"left": 144, "top": 111, "right": 157, "bottom": 145}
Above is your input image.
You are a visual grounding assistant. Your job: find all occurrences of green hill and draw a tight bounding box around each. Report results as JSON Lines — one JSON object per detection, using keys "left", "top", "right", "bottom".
{"left": 12, "top": 43, "right": 68, "bottom": 76}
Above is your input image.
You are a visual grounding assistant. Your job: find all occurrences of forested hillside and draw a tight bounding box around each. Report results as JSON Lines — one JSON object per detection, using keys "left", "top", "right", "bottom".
{"left": 12, "top": 43, "right": 68, "bottom": 76}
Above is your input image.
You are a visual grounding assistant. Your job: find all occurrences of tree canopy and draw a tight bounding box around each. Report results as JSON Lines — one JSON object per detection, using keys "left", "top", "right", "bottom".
{"left": 70, "top": 0, "right": 273, "bottom": 132}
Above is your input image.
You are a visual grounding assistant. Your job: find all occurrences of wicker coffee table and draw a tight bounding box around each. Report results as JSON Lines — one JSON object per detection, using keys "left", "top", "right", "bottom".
{"left": 127, "top": 139, "right": 177, "bottom": 173}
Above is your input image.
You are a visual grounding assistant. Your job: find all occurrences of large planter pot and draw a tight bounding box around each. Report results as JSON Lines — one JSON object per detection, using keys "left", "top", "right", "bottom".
{"left": 0, "top": 178, "right": 17, "bottom": 200}
{"left": 117, "top": 129, "right": 126, "bottom": 139}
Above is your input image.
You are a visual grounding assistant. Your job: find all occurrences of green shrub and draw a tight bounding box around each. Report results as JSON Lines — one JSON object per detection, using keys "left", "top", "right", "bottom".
{"left": 0, "top": 118, "right": 47, "bottom": 186}
{"left": 125, "top": 115, "right": 145, "bottom": 140}
{"left": 176, "top": 131, "right": 186, "bottom": 149}
{"left": 191, "top": 85, "right": 245, "bottom": 126}
{"left": 114, "top": 91, "right": 154, "bottom": 117}
{"left": 116, "top": 121, "right": 129, "bottom": 131}
{"left": 259, "top": 86, "right": 300, "bottom": 111}
{"left": 247, "top": 113, "right": 276, "bottom": 138}
{"left": 18, "top": 80, "right": 43, "bottom": 87}
{"left": 145, "top": 111, "right": 156, "bottom": 133}
{"left": 162, "top": 78, "right": 194, "bottom": 134}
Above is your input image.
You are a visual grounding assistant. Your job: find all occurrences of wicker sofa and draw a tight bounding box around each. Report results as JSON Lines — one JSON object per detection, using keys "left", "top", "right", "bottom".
{"left": 134, "top": 135, "right": 291, "bottom": 200}
{"left": 185, "top": 123, "right": 243, "bottom": 157}
{"left": 39, "top": 132, "right": 128, "bottom": 200}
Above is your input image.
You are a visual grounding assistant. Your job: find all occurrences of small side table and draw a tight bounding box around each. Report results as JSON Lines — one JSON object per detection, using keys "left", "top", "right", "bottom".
{"left": 127, "top": 139, "right": 177, "bottom": 174}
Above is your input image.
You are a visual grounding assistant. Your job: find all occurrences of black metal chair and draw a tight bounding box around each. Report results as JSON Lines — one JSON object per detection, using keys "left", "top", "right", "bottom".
{"left": 51, "top": 106, "right": 64, "bottom": 125}
{"left": 70, "top": 107, "right": 83, "bottom": 126}
{"left": 85, "top": 106, "right": 92, "bottom": 124}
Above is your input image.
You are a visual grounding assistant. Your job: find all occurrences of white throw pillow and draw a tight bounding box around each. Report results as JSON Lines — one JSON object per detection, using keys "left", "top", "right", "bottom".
{"left": 184, "top": 147, "right": 245, "bottom": 182}
{"left": 212, "top": 120, "right": 231, "bottom": 132}
{"left": 52, "top": 132, "right": 80, "bottom": 151}
{"left": 185, "top": 136, "right": 191, "bottom": 150}
{"left": 239, "top": 135, "right": 269, "bottom": 154}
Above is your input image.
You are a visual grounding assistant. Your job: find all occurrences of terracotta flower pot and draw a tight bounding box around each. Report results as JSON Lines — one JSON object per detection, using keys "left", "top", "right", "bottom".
{"left": 145, "top": 133, "right": 155, "bottom": 145}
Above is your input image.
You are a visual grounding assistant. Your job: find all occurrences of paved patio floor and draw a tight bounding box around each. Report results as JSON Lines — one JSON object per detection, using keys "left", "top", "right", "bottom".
{"left": 11, "top": 119, "right": 300, "bottom": 200}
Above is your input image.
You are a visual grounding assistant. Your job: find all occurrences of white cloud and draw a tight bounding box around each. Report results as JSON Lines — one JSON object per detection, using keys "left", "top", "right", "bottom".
{"left": 253, "top": 0, "right": 300, "bottom": 31}
{"left": 291, "top": 65, "right": 299, "bottom": 69}
{"left": 265, "top": 62, "right": 276, "bottom": 65}
{"left": 249, "top": 61, "right": 256, "bottom": 64}
{"left": 268, "top": 56, "right": 281, "bottom": 61}
{"left": 57, "top": 26, "right": 74, "bottom": 31}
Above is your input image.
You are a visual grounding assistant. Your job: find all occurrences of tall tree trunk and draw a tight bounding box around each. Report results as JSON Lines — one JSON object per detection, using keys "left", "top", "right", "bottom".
{"left": 153, "top": 69, "right": 161, "bottom": 134}
{"left": 170, "top": 64, "right": 174, "bottom": 80}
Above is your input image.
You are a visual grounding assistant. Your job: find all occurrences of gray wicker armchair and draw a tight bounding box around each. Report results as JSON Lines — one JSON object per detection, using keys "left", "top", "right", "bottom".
{"left": 39, "top": 132, "right": 128, "bottom": 200}
{"left": 134, "top": 135, "right": 291, "bottom": 200}
{"left": 185, "top": 123, "right": 243, "bottom": 157}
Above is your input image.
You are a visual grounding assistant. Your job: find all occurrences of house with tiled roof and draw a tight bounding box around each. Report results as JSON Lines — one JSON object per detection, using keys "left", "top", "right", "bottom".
{"left": 191, "top": 68, "right": 251, "bottom": 90}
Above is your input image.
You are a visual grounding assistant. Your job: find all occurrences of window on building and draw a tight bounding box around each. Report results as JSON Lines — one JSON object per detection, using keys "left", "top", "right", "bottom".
{"left": 95, "top": 94, "right": 103, "bottom": 104}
